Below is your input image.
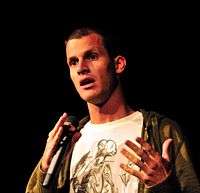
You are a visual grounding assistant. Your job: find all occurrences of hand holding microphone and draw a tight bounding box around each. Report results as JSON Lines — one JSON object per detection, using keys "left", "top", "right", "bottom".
{"left": 41, "top": 113, "right": 80, "bottom": 187}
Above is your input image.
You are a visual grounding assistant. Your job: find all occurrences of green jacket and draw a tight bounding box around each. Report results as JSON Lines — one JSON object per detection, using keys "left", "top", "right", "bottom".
{"left": 25, "top": 110, "right": 200, "bottom": 193}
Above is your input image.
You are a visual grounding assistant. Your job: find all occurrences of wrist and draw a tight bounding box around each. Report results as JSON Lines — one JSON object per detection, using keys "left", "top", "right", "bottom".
{"left": 40, "top": 159, "right": 49, "bottom": 173}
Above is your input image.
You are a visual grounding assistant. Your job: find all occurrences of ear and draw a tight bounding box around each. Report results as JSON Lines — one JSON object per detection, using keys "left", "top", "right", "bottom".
{"left": 114, "top": 56, "right": 126, "bottom": 74}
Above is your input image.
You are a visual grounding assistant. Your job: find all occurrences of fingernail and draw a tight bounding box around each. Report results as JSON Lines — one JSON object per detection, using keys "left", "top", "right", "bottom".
{"left": 125, "top": 140, "right": 131, "bottom": 145}
{"left": 63, "top": 112, "right": 67, "bottom": 117}
{"left": 136, "top": 137, "right": 142, "bottom": 142}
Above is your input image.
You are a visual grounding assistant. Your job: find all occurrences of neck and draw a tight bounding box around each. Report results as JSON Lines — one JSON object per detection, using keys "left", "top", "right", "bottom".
{"left": 87, "top": 84, "right": 134, "bottom": 124}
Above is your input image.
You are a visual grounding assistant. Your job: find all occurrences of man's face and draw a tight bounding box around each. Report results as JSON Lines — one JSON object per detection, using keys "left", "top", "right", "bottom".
{"left": 66, "top": 33, "right": 118, "bottom": 105}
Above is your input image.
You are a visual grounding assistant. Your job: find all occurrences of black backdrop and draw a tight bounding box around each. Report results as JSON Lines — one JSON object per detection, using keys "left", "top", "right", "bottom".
{"left": 4, "top": 4, "right": 199, "bottom": 193}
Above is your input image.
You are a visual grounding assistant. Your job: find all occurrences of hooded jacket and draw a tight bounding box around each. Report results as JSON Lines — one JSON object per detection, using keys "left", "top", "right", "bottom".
{"left": 25, "top": 110, "right": 200, "bottom": 193}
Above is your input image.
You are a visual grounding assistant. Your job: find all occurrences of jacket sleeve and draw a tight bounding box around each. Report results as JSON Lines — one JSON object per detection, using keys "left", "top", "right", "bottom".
{"left": 148, "top": 140, "right": 200, "bottom": 193}
{"left": 25, "top": 159, "right": 57, "bottom": 193}
{"left": 174, "top": 140, "right": 200, "bottom": 193}
{"left": 25, "top": 130, "right": 78, "bottom": 193}
{"left": 147, "top": 117, "right": 200, "bottom": 193}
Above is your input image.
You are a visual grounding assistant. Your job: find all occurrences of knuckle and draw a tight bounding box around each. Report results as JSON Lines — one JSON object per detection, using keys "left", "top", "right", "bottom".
{"left": 143, "top": 175, "right": 150, "bottom": 182}
{"left": 48, "top": 131, "right": 53, "bottom": 137}
{"left": 136, "top": 160, "right": 143, "bottom": 168}
{"left": 138, "top": 149, "right": 143, "bottom": 156}
{"left": 149, "top": 162, "right": 157, "bottom": 169}
{"left": 141, "top": 151, "right": 148, "bottom": 160}
{"left": 146, "top": 168, "right": 154, "bottom": 176}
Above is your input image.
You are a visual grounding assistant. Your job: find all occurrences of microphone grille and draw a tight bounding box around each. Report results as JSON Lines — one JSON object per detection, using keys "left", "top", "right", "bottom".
{"left": 68, "top": 115, "right": 79, "bottom": 128}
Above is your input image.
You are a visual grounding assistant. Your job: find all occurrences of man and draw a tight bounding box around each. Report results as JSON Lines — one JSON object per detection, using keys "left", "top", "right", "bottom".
{"left": 26, "top": 27, "right": 200, "bottom": 193}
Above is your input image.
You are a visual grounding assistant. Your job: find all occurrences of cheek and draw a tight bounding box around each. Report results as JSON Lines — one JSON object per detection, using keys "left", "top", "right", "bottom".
{"left": 70, "top": 71, "right": 78, "bottom": 87}
{"left": 98, "top": 73, "right": 112, "bottom": 91}
{"left": 103, "top": 70, "right": 117, "bottom": 90}
{"left": 102, "top": 67, "right": 115, "bottom": 84}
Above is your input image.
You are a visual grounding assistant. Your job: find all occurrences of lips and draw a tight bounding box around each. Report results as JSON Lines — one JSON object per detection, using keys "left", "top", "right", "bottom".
{"left": 80, "top": 77, "right": 95, "bottom": 87}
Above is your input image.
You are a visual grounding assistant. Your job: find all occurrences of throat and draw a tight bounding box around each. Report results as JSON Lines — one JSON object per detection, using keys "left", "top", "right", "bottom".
{"left": 87, "top": 82, "right": 134, "bottom": 124}
{"left": 88, "top": 102, "right": 134, "bottom": 124}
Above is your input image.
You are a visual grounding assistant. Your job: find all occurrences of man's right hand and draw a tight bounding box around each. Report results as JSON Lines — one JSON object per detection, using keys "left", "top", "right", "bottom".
{"left": 41, "top": 113, "right": 69, "bottom": 172}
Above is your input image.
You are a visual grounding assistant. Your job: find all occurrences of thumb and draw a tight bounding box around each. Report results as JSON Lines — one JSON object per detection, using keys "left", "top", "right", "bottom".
{"left": 162, "top": 138, "right": 173, "bottom": 161}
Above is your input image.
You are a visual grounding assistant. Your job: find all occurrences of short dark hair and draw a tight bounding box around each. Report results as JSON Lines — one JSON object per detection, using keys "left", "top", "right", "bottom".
{"left": 64, "top": 27, "right": 127, "bottom": 60}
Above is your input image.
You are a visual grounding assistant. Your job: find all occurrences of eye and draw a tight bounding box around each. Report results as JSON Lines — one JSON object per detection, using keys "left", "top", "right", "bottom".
{"left": 68, "top": 58, "right": 78, "bottom": 66}
{"left": 85, "top": 52, "right": 98, "bottom": 61}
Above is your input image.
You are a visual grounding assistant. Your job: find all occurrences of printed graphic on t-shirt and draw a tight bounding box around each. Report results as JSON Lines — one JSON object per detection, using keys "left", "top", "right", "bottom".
{"left": 70, "top": 139, "right": 133, "bottom": 193}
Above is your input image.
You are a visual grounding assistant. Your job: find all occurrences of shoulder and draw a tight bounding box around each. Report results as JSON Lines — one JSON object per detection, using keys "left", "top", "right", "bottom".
{"left": 140, "top": 109, "right": 185, "bottom": 141}
{"left": 140, "top": 109, "right": 188, "bottom": 157}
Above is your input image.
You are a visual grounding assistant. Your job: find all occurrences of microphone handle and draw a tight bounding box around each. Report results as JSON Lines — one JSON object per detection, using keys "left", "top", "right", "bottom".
{"left": 42, "top": 136, "right": 69, "bottom": 187}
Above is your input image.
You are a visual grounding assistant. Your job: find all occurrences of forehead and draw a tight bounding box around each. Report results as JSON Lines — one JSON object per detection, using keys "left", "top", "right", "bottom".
{"left": 66, "top": 33, "right": 105, "bottom": 57}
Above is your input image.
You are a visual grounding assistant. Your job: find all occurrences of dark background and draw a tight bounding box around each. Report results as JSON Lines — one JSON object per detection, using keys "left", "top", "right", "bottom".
{"left": 3, "top": 3, "right": 199, "bottom": 193}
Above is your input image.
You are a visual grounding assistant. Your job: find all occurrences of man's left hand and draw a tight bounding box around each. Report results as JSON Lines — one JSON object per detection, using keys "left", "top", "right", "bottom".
{"left": 120, "top": 137, "right": 173, "bottom": 188}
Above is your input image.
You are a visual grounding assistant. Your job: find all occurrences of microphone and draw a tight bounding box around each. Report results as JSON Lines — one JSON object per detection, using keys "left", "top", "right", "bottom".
{"left": 42, "top": 115, "right": 80, "bottom": 187}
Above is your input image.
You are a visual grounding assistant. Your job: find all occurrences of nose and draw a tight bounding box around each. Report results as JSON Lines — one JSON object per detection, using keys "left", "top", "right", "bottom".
{"left": 77, "top": 61, "right": 89, "bottom": 75}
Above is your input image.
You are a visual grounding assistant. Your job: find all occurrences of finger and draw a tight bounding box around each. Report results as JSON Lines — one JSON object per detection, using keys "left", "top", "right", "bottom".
{"left": 125, "top": 140, "right": 152, "bottom": 164}
{"left": 121, "top": 148, "right": 152, "bottom": 175}
{"left": 120, "top": 163, "right": 156, "bottom": 187}
{"left": 136, "top": 137, "right": 152, "bottom": 151}
{"left": 49, "top": 113, "right": 68, "bottom": 138}
{"left": 120, "top": 163, "right": 143, "bottom": 180}
{"left": 63, "top": 121, "right": 76, "bottom": 132}
{"left": 47, "top": 125, "right": 63, "bottom": 147}
{"left": 136, "top": 137, "right": 157, "bottom": 157}
{"left": 52, "top": 126, "right": 64, "bottom": 146}
{"left": 54, "top": 112, "right": 68, "bottom": 130}
{"left": 121, "top": 148, "right": 140, "bottom": 164}
{"left": 162, "top": 138, "right": 173, "bottom": 161}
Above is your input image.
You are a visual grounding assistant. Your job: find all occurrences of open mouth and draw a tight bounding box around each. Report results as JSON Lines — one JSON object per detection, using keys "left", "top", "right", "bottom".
{"left": 80, "top": 77, "right": 95, "bottom": 86}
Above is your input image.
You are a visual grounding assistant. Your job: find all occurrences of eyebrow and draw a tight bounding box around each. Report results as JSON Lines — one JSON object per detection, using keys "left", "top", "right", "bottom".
{"left": 84, "top": 49, "right": 98, "bottom": 56}
{"left": 68, "top": 48, "right": 99, "bottom": 60}
{"left": 68, "top": 56, "right": 78, "bottom": 61}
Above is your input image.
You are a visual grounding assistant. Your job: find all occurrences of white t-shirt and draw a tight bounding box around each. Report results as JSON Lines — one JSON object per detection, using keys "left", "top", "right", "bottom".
{"left": 70, "top": 111, "right": 143, "bottom": 193}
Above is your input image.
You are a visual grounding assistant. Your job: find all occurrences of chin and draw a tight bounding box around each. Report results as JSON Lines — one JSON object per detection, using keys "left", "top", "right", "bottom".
{"left": 79, "top": 93, "right": 94, "bottom": 101}
{"left": 79, "top": 87, "right": 113, "bottom": 105}
{"left": 79, "top": 93, "right": 98, "bottom": 104}
{"left": 85, "top": 93, "right": 111, "bottom": 106}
